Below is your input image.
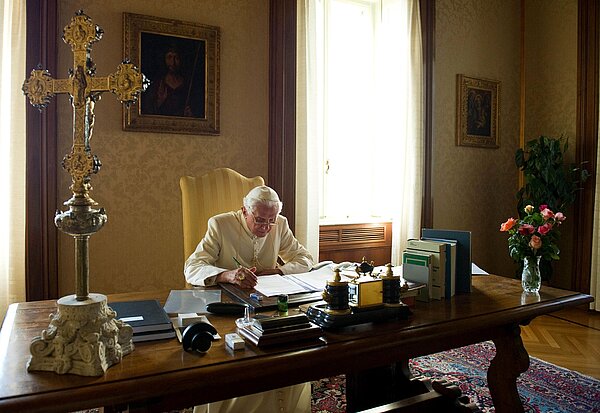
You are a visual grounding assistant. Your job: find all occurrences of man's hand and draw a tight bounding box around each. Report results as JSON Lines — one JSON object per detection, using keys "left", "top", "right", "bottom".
{"left": 255, "top": 268, "right": 283, "bottom": 276}
{"left": 217, "top": 266, "right": 257, "bottom": 289}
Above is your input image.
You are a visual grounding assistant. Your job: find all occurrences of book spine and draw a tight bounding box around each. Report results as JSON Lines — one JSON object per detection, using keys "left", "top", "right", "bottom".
{"left": 402, "top": 251, "right": 432, "bottom": 302}
{"left": 407, "top": 242, "right": 446, "bottom": 299}
{"left": 407, "top": 239, "right": 445, "bottom": 253}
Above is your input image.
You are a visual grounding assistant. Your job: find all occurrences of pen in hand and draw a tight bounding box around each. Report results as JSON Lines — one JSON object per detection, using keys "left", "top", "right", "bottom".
{"left": 232, "top": 257, "right": 257, "bottom": 287}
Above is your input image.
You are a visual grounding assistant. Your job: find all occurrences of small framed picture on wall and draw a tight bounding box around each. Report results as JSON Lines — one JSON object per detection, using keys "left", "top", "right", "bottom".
{"left": 456, "top": 74, "right": 500, "bottom": 148}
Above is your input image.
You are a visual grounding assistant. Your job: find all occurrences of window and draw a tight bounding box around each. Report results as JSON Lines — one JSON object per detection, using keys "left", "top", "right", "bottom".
{"left": 315, "top": 0, "right": 415, "bottom": 222}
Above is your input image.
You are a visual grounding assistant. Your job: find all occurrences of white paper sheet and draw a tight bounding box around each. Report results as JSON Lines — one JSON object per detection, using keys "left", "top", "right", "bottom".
{"left": 286, "top": 265, "right": 336, "bottom": 291}
{"left": 254, "top": 275, "right": 309, "bottom": 296}
{"left": 254, "top": 265, "right": 336, "bottom": 297}
{"left": 471, "top": 262, "right": 489, "bottom": 275}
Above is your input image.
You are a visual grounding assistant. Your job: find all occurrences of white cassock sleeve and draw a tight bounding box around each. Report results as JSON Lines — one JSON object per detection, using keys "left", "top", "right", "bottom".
{"left": 184, "top": 216, "right": 228, "bottom": 287}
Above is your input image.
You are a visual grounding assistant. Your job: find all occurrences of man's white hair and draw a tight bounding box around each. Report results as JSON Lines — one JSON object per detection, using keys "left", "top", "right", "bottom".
{"left": 243, "top": 185, "right": 283, "bottom": 214}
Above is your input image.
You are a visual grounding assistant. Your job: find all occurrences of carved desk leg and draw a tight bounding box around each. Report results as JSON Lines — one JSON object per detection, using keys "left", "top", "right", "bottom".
{"left": 488, "top": 324, "right": 530, "bottom": 413}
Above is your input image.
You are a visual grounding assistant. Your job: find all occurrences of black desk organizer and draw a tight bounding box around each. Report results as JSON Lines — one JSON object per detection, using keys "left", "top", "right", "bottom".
{"left": 306, "top": 301, "right": 412, "bottom": 329}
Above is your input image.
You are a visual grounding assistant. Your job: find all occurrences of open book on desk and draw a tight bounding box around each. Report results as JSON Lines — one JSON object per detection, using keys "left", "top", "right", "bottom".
{"left": 220, "top": 264, "right": 340, "bottom": 310}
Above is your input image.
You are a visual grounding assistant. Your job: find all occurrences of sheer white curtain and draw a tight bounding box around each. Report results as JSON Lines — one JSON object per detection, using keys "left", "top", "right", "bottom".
{"left": 296, "top": 0, "right": 423, "bottom": 264}
{"left": 0, "top": 0, "right": 27, "bottom": 322}
{"left": 377, "top": 0, "right": 423, "bottom": 264}
{"left": 296, "top": 0, "right": 321, "bottom": 260}
{"left": 590, "top": 128, "right": 600, "bottom": 311}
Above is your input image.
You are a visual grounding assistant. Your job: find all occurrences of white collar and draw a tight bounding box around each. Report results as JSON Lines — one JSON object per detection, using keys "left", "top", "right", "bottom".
{"left": 236, "top": 209, "right": 257, "bottom": 239}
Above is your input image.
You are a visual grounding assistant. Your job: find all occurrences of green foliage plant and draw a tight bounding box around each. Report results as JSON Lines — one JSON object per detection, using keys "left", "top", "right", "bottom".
{"left": 515, "top": 135, "right": 589, "bottom": 215}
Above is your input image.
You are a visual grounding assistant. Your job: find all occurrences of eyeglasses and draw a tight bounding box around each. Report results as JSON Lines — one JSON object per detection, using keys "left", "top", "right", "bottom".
{"left": 249, "top": 212, "right": 278, "bottom": 227}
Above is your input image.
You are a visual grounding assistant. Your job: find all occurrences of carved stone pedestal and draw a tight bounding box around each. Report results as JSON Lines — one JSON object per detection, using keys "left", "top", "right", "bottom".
{"left": 27, "top": 294, "right": 134, "bottom": 376}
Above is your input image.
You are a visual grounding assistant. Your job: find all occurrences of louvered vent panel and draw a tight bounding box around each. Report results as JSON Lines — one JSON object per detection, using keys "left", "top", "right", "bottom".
{"left": 341, "top": 226, "right": 385, "bottom": 243}
{"left": 319, "top": 229, "right": 340, "bottom": 243}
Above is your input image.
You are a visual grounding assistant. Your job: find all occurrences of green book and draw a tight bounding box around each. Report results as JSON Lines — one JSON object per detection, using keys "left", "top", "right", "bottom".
{"left": 402, "top": 250, "right": 433, "bottom": 302}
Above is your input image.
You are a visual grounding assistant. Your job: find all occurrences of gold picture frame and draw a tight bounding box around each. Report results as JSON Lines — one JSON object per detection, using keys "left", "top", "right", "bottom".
{"left": 123, "top": 13, "right": 220, "bottom": 135}
{"left": 456, "top": 74, "right": 500, "bottom": 148}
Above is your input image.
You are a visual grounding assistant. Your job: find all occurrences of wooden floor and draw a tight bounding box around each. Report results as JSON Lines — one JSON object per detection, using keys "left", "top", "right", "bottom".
{"left": 521, "top": 306, "right": 600, "bottom": 379}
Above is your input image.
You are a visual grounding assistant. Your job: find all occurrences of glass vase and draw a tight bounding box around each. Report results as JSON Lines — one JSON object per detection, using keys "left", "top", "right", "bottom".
{"left": 522, "top": 256, "right": 542, "bottom": 293}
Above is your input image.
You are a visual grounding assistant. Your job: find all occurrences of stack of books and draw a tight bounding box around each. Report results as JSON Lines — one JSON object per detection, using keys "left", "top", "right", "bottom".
{"left": 402, "top": 229, "right": 473, "bottom": 301}
{"left": 237, "top": 314, "right": 323, "bottom": 347}
{"left": 422, "top": 228, "right": 472, "bottom": 294}
{"left": 109, "top": 299, "right": 176, "bottom": 342}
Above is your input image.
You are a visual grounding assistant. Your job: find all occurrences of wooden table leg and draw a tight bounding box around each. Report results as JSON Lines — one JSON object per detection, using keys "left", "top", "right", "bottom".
{"left": 488, "top": 324, "right": 530, "bottom": 413}
{"left": 345, "top": 360, "right": 434, "bottom": 412}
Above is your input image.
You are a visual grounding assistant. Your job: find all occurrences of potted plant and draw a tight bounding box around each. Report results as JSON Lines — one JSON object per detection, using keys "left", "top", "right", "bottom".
{"left": 514, "top": 136, "right": 589, "bottom": 280}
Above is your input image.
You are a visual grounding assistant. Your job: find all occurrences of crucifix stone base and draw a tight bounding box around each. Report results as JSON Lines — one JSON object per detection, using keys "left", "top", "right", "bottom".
{"left": 27, "top": 294, "right": 134, "bottom": 376}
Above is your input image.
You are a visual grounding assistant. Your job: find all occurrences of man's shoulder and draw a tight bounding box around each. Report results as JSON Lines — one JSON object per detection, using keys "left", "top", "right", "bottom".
{"left": 210, "top": 211, "right": 238, "bottom": 224}
{"left": 275, "top": 214, "right": 290, "bottom": 231}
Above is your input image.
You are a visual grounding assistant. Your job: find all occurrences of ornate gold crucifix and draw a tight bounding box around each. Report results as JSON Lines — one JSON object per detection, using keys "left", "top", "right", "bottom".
{"left": 23, "top": 10, "right": 147, "bottom": 301}
{"left": 22, "top": 11, "right": 147, "bottom": 376}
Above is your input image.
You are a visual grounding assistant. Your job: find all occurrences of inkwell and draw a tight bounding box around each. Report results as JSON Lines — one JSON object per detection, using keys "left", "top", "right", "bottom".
{"left": 321, "top": 268, "right": 351, "bottom": 315}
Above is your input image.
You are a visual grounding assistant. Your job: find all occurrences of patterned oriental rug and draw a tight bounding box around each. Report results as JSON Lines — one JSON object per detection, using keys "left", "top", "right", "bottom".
{"left": 311, "top": 341, "right": 600, "bottom": 413}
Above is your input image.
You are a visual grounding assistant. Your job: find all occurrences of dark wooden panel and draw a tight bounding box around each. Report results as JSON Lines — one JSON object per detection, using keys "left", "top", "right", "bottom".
{"left": 25, "top": 0, "right": 59, "bottom": 301}
{"left": 573, "top": 0, "right": 599, "bottom": 293}
{"left": 268, "top": 0, "right": 297, "bottom": 232}
{"left": 321, "top": 249, "right": 392, "bottom": 267}
{"left": 420, "top": 0, "right": 435, "bottom": 230}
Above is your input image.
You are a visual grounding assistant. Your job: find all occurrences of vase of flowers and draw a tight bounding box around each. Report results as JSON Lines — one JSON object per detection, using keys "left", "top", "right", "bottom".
{"left": 500, "top": 204, "right": 565, "bottom": 293}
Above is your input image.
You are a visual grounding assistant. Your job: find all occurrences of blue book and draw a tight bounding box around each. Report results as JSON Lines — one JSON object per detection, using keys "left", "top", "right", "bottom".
{"left": 422, "top": 229, "right": 472, "bottom": 293}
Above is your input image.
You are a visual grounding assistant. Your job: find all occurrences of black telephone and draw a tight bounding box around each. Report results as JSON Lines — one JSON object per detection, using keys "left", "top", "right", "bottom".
{"left": 181, "top": 321, "right": 218, "bottom": 353}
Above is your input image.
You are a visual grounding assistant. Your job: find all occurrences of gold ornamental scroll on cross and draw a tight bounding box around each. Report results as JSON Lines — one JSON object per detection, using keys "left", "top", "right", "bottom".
{"left": 22, "top": 11, "right": 147, "bottom": 377}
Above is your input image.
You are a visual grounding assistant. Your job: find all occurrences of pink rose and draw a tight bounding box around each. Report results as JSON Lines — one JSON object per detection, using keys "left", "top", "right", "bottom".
{"left": 555, "top": 212, "right": 566, "bottom": 222}
{"left": 541, "top": 208, "right": 554, "bottom": 220}
{"left": 518, "top": 224, "right": 535, "bottom": 235}
{"left": 539, "top": 204, "right": 548, "bottom": 211}
{"left": 500, "top": 218, "right": 517, "bottom": 232}
{"left": 529, "top": 235, "right": 542, "bottom": 250}
{"left": 538, "top": 223, "right": 552, "bottom": 235}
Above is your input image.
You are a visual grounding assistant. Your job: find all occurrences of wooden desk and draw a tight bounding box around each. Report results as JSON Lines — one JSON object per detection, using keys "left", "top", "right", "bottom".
{"left": 0, "top": 276, "right": 592, "bottom": 413}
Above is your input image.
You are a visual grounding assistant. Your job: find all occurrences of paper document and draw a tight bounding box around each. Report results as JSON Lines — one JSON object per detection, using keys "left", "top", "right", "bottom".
{"left": 286, "top": 266, "right": 336, "bottom": 291}
{"left": 471, "top": 262, "right": 489, "bottom": 275}
{"left": 254, "top": 275, "right": 309, "bottom": 296}
{"left": 254, "top": 265, "right": 336, "bottom": 297}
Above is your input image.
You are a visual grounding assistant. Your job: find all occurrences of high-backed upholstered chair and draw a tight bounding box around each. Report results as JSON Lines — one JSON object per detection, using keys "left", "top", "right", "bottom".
{"left": 180, "top": 168, "right": 265, "bottom": 262}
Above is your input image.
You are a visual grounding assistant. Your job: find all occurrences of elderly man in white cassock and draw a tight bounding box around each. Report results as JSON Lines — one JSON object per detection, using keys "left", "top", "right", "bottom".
{"left": 185, "top": 185, "right": 314, "bottom": 413}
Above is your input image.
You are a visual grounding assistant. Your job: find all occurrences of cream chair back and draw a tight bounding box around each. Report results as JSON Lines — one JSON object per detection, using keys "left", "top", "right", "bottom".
{"left": 180, "top": 168, "right": 265, "bottom": 262}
